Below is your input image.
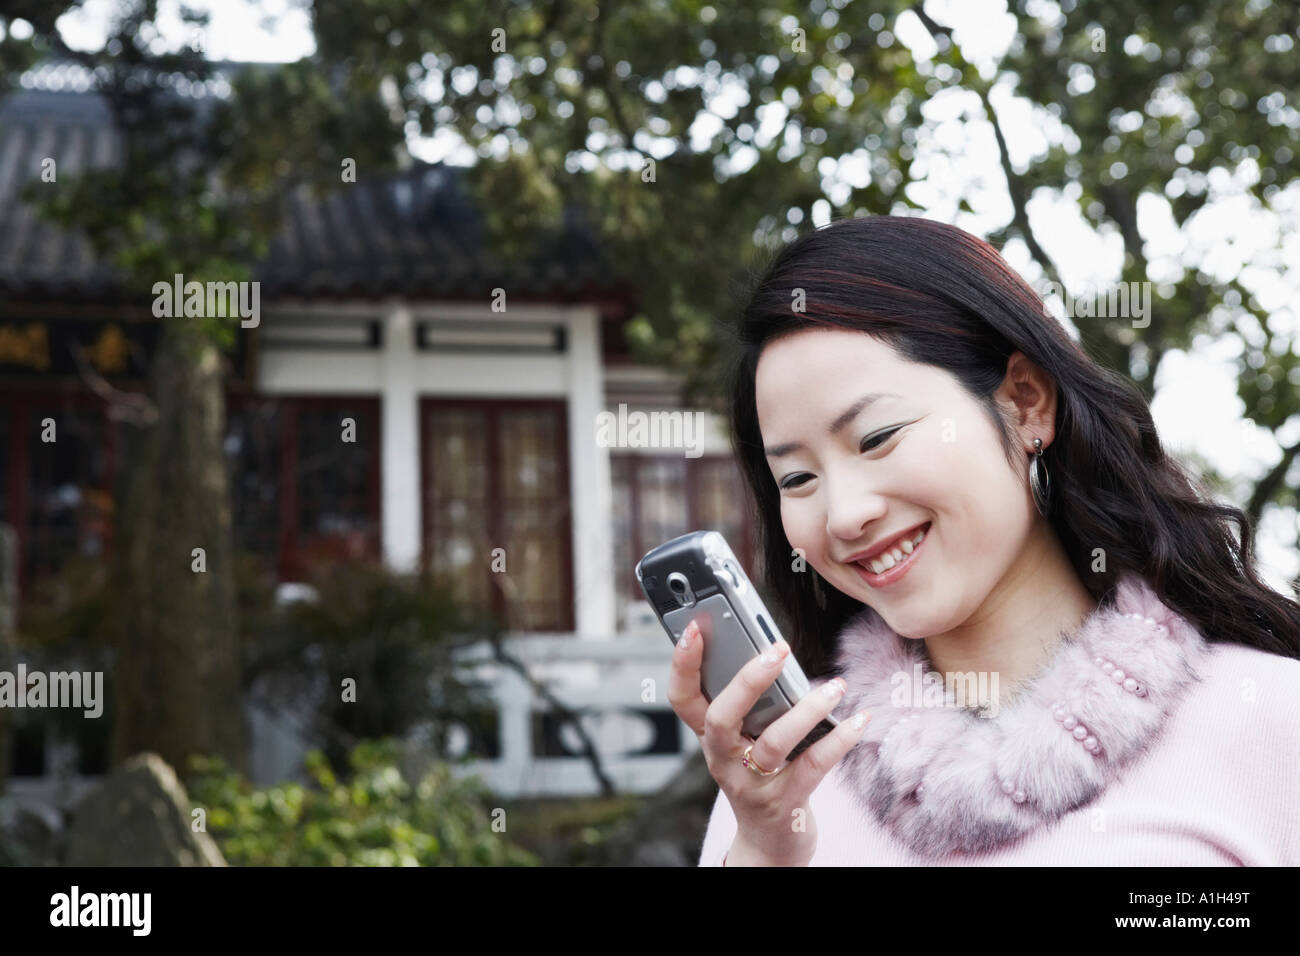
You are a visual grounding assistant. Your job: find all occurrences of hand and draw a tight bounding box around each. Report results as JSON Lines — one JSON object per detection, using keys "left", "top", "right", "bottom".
{"left": 667, "top": 615, "right": 872, "bottom": 866}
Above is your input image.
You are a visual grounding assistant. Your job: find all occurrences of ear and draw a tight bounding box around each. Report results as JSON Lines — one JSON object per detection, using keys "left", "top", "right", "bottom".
{"left": 994, "top": 351, "right": 1057, "bottom": 451}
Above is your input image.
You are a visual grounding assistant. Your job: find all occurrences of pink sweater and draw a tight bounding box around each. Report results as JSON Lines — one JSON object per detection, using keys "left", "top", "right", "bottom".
{"left": 699, "top": 578, "right": 1300, "bottom": 866}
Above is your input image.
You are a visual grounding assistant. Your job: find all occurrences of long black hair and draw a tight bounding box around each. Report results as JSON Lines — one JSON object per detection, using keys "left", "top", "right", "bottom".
{"left": 725, "top": 215, "right": 1300, "bottom": 678}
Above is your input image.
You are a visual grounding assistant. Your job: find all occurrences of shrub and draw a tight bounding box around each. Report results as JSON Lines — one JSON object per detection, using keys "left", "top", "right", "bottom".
{"left": 185, "top": 738, "right": 538, "bottom": 866}
{"left": 240, "top": 556, "right": 496, "bottom": 774}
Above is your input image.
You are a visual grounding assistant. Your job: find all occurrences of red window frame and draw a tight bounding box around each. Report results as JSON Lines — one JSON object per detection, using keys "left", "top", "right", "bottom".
{"left": 420, "top": 397, "right": 575, "bottom": 633}
{"left": 0, "top": 389, "right": 384, "bottom": 608}
{"left": 612, "top": 452, "right": 756, "bottom": 606}
{"left": 225, "top": 393, "right": 382, "bottom": 581}
{"left": 0, "top": 387, "right": 116, "bottom": 606}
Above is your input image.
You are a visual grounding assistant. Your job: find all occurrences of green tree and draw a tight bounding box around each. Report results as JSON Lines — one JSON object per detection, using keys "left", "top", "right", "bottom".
{"left": 1, "top": 0, "right": 403, "bottom": 772}
{"left": 311, "top": 0, "right": 1299, "bottom": 553}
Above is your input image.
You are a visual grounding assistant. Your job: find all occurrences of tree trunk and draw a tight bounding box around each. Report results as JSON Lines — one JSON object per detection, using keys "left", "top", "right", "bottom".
{"left": 110, "top": 317, "right": 245, "bottom": 774}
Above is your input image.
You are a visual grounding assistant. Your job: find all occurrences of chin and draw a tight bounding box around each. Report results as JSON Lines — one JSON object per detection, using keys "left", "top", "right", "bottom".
{"left": 872, "top": 604, "right": 941, "bottom": 641}
{"left": 876, "top": 613, "right": 926, "bottom": 640}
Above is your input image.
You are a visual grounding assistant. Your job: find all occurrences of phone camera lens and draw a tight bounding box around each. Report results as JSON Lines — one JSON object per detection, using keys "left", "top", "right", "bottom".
{"left": 666, "top": 571, "right": 694, "bottom": 605}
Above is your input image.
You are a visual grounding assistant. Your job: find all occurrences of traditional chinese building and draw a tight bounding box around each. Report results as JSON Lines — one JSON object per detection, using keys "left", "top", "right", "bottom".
{"left": 0, "top": 61, "right": 755, "bottom": 796}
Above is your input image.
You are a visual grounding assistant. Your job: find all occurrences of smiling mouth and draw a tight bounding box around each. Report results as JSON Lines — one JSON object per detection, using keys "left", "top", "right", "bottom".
{"left": 852, "top": 522, "right": 931, "bottom": 576}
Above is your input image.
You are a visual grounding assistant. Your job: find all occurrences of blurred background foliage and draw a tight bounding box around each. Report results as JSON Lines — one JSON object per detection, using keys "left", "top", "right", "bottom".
{"left": 9, "top": 550, "right": 636, "bottom": 866}
{"left": 184, "top": 740, "right": 540, "bottom": 866}
{"left": 238, "top": 557, "right": 494, "bottom": 776}
{"left": 307, "top": 0, "right": 1300, "bottom": 443}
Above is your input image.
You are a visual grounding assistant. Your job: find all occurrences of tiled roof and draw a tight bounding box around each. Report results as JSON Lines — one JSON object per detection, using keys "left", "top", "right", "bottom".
{"left": 259, "top": 164, "right": 617, "bottom": 301}
{"left": 0, "top": 61, "right": 632, "bottom": 309}
{"left": 0, "top": 82, "right": 122, "bottom": 301}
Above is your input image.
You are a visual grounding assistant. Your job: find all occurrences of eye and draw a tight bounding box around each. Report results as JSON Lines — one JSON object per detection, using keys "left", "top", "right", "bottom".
{"left": 860, "top": 426, "right": 903, "bottom": 452}
{"left": 780, "top": 426, "right": 904, "bottom": 490}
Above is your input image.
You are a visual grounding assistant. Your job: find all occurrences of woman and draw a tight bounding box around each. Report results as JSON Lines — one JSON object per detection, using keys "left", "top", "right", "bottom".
{"left": 669, "top": 215, "right": 1300, "bottom": 866}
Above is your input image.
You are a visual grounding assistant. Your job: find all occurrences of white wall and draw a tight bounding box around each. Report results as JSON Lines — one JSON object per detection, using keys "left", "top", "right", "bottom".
{"left": 255, "top": 299, "right": 616, "bottom": 637}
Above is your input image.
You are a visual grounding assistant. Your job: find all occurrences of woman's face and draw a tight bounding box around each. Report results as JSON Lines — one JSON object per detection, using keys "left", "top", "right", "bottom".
{"left": 755, "top": 327, "right": 1041, "bottom": 639}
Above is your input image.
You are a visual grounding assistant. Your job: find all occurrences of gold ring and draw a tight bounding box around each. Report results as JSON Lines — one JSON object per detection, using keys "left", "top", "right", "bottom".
{"left": 741, "top": 743, "right": 781, "bottom": 776}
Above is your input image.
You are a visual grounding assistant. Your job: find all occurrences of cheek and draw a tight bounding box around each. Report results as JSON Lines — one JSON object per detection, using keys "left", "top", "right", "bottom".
{"left": 888, "top": 432, "right": 964, "bottom": 511}
{"left": 893, "top": 423, "right": 1022, "bottom": 548}
{"left": 924, "top": 441, "right": 1028, "bottom": 552}
{"left": 780, "top": 497, "right": 826, "bottom": 560}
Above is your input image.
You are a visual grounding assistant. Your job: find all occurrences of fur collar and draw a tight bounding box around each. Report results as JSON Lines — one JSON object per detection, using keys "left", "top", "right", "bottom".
{"left": 828, "top": 573, "right": 1209, "bottom": 857}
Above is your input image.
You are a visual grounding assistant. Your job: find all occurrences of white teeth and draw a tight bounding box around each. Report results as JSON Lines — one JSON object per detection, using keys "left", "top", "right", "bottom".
{"left": 864, "top": 525, "right": 928, "bottom": 575}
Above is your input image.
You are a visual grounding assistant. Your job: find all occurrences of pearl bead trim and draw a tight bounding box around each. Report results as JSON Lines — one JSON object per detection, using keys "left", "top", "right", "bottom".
{"left": 832, "top": 574, "right": 1206, "bottom": 856}
{"left": 878, "top": 712, "right": 922, "bottom": 800}
{"left": 998, "top": 612, "right": 1164, "bottom": 805}
{"left": 877, "top": 711, "right": 926, "bottom": 800}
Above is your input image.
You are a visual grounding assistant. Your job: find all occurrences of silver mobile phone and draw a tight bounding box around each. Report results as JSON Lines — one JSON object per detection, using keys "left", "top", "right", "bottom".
{"left": 636, "top": 530, "right": 838, "bottom": 759}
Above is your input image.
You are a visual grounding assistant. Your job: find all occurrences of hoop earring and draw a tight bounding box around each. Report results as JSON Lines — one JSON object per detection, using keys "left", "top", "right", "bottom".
{"left": 1029, "top": 436, "right": 1051, "bottom": 517}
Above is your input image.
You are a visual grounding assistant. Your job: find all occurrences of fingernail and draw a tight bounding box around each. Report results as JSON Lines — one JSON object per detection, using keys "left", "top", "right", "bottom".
{"left": 851, "top": 711, "right": 871, "bottom": 730}
{"left": 761, "top": 640, "right": 789, "bottom": 665}
{"left": 823, "top": 678, "right": 846, "bottom": 698}
{"left": 679, "top": 622, "right": 695, "bottom": 650}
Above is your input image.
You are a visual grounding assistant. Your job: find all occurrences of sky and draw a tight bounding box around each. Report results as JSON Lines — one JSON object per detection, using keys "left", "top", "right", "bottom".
{"left": 33, "top": 0, "right": 1300, "bottom": 591}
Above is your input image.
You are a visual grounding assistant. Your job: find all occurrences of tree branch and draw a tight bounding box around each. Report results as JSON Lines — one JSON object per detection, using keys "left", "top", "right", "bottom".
{"left": 910, "top": 4, "right": 953, "bottom": 40}
{"left": 68, "top": 338, "right": 159, "bottom": 426}
{"left": 1247, "top": 437, "right": 1300, "bottom": 525}
{"left": 588, "top": 2, "right": 641, "bottom": 157}
{"left": 486, "top": 635, "right": 619, "bottom": 798}
{"left": 975, "top": 83, "right": 1063, "bottom": 288}
{"left": 909, "top": 9, "right": 1063, "bottom": 290}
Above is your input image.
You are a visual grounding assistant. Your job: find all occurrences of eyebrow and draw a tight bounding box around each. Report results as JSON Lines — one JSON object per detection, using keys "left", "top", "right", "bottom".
{"left": 764, "top": 392, "right": 902, "bottom": 458}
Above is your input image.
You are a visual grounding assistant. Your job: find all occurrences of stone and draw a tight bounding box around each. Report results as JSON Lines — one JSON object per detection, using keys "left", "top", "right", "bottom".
{"left": 64, "top": 752, "right": 226, "bottom": 866}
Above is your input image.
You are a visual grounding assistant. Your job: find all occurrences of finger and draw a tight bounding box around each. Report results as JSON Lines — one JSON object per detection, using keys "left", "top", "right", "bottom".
{"left": 789, "top": 707, "right": 873, "bottom": 793}
{"left": 747, "top": 676, "right": 848, "bottom": 771}
{"left": 702, "top": 635, "right": 791, "bottom": 754}
{"left": 665, "top": 618, "right": 709, "bottom": 735}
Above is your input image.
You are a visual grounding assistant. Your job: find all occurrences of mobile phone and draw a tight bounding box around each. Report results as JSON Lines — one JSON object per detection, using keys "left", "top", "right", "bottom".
{"left": 636, "top": 530, "right": 838, "bottom": 759}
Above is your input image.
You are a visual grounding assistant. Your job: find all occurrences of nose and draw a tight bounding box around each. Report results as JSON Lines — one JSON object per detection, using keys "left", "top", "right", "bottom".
{"left": 824, "top": 471, "right": 888, "bottom": 545}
